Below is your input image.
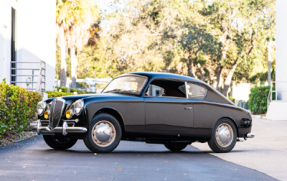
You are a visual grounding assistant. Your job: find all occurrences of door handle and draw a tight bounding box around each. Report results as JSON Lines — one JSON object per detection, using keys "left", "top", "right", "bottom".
{"left": 184, "top": 107, "right": 193, "bottom": 110}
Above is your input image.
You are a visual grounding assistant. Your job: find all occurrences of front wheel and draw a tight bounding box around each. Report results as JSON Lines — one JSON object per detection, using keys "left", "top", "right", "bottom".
{"left": 43, "top": 135, "right": 78, "bottom": 150}
{"left": 208, "top": 118, "right": 237, "bottom": 153}
{"left": 84, "top": 113, "right": 122, "bottom": 153}
{"left": 164, "top": 142, "right": 188, "bottom": 152}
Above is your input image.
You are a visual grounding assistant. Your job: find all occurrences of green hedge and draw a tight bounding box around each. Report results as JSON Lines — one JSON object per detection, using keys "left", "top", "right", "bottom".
{"left": 46, "top": 91, "right": 74, "bottom": 98}
{"left": 56, "top": 87, "right": 86, "bottom": 94}
{"left": 0, "top": 79, "right": 42, "bottom": 137}
{"left": 248, "top": 86, "right": 270, "bottom": 114}
{"left": 45, "top": 87, "right": 87, "bottom": 98}
{"left": 228, "top": 97, "right": 235, "bottom": 103}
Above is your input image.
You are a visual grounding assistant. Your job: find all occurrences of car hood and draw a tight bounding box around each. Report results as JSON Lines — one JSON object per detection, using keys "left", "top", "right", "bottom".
{"left": 46, "top": 93, "right": 138, "bottom": 105}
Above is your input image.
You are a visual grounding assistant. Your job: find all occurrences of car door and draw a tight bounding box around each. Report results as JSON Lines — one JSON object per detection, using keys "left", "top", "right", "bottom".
{"left": 185, "top": 82, "right": 212, "bottom": 137}
{"left": 144, "top": 80, "right": 194, "bottom": 136}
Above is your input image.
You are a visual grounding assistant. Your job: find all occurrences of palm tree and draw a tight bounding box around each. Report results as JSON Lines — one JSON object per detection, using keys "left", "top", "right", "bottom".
{"left": 56, "top": 0, "right": 73, "bottom": 87}
{"left": 65, "top": 0, "right": 100, "bottom": 88}
{"left": 56, "top": 0, "right": 100, "bottom": 88}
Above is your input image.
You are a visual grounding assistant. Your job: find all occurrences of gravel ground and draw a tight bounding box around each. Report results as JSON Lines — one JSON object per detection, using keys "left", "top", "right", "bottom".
{"left": 0, "top": 131, "right": 37, "bottom": 146}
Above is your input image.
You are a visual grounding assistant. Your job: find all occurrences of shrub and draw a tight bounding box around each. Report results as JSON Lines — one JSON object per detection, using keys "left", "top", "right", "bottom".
{"left": 56, "top": 86, "right": 86, "bottom": 94}
{"left": 228, "top": 97, "right": 235, "bottom": 103}
{"left": 0, "top": 79, "right": 42, "bottom": 137}
{"left": 46, "top": 91, "right": 74, "bottom": 98}
{"left": 46, "top": 87, "right": 87, "bottom": 98}
{"left": 248, "top": 86, "right": 270, "bottom": 114}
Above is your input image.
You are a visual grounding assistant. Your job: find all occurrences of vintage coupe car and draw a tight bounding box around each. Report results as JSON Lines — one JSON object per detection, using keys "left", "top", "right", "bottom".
{"left": 34, "top": 72, "right": 254, "bottom": 153}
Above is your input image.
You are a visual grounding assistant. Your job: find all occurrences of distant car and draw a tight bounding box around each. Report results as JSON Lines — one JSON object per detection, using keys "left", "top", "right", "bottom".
{"left": 85, "top": 87, "right": 91, "bottom": 92}
{"left": 34, "top": 72, "right": 254, "bottom": 153}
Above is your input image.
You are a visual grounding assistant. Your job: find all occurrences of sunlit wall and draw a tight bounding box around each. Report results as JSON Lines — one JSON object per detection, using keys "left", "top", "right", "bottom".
{"left": 0, "top": 0, "right": 56, "bottom": 91}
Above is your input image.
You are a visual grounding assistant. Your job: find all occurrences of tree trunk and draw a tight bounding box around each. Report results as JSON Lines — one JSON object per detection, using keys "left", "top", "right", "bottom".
{"left": 216, "top": 65, "right": 223, "bottom": 91}
{"left": 60, "top": 26, "right": 66, "bottom": 87}
{"left": 222, "top": 31, "right": 256, "bottom": 96}
{"left": 215, "top": 25, "right": 232, "bottom": 92}
{"left": 198, "top": 63, "right": 205, "bottom": 81}
{"left": 187, "top": 60, "right": 195, "bottom": 78}
{"left": 71, "top": 47, "right": 77, "bottom": 89}
{"left": 222, "top": 63, "right": 238, "bottom": 96}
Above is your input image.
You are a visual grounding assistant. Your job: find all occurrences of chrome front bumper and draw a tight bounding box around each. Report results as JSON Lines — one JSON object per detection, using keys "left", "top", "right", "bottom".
{"left": 31, "top": 120, "right": 87, "bottom": 136}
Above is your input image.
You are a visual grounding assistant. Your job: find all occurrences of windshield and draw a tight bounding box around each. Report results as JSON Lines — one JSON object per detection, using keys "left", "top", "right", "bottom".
{"left": 102, "top": 75, "right": 147, "bottom": 95}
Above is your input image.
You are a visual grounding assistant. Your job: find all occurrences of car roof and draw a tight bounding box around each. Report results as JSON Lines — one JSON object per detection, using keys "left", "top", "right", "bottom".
{"left": 123, "top": 72, "right": 201, "bottom": 82}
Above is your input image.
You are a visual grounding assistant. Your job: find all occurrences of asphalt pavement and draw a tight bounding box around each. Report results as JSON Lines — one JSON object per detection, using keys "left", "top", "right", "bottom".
{"left": 0, "top": 130, "right": 277, "bottom": 181}
{"left": 193, "top": 117, "right": 287, "bottom": 181}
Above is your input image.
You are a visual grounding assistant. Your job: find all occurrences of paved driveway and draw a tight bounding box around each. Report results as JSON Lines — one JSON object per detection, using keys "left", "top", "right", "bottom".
{"left": 0, "top": 130, "right": 276, "bottom": 181}
{"left": 193, "top": 117, "right": 287, "bottom": 181}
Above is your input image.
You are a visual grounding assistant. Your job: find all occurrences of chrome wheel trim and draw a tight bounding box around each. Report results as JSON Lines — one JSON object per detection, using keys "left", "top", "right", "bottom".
{"left": 91, "top": 120, "right": 116, "bottom": 147}
{"left": 215, "top": 123, "right": 234, "bottom": 148}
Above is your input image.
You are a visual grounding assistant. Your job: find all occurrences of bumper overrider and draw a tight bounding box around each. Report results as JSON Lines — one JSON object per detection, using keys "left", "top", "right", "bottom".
{"left": 237, "top": 133, "right": 255, "bottom": 142}
{"left": 32, "top": 120, "right": 87, "bottom": 136}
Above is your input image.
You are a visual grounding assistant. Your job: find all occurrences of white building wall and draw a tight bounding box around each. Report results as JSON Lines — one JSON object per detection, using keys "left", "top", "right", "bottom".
{"left": 0, "top": 1, "right": 12, "bottom": 84}
{"left": 266, "top": 0, "right": 287, "bottom": 120}
{"left": 0, "top": 0, "right": 55, "bottom": 91}
{"left": 275, "top": 0, "right": 287, "bottom": 101}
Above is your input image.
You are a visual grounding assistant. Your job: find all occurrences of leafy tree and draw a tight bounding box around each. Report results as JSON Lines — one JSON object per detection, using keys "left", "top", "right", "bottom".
{"left": 70, "top": 0, "right": 275, "bottom": 97}
{"left": 199, "top": 0, "right": 275, "bottom": 95}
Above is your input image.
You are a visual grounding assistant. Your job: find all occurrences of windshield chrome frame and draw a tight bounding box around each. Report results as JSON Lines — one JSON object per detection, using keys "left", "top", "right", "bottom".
{"left": 102, "top": 75, "right": 148, "bottom": 96}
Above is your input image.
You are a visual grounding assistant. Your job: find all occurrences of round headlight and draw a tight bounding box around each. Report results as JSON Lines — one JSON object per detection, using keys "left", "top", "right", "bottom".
{"left": 44, "top": 110, "right": 49, "bottom": 119}
{"left": 73, "top": 99, "right": 84, "bottom": 115}
{"left": 37, "top": 101, "right": 46, "bottom": 116}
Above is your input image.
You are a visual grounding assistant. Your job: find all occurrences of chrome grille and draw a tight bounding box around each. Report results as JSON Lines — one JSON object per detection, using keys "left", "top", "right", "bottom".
{"left": 49, "top": 98, "right": 65, "bottom": 129}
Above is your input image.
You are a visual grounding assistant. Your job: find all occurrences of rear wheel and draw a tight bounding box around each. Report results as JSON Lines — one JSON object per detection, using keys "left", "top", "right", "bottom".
{"left": 164, "top": 142, "right": 188, "bottom": 152}
{"left": 208, "top": 118, "right": 237, "bottom": 153}
{"left": 84, "top": 113, "right": 122, "bottom": 153}
{"left": 43, "top": 135, "right": 77, "bottom": 150}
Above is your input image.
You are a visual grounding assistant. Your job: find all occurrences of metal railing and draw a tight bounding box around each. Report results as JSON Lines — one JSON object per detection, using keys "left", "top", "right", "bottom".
{"left": 267, "top": 81, "right": 275, "bottom": 109}
{"left": 267, "top": 81, "right": 287, "bottom": 110}
{"left": 10, "top": 60, "right": 46, "bottom": 92}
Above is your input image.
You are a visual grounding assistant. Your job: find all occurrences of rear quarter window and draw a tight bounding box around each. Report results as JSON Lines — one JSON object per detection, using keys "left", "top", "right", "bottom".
{"left": 186, "top": 83, "right": 207, "bottom": 100}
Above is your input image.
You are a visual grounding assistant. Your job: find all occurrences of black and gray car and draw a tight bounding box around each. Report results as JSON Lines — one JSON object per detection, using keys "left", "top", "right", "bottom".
{"left": 34, "top": 72, "right": 254, "bottom": 153}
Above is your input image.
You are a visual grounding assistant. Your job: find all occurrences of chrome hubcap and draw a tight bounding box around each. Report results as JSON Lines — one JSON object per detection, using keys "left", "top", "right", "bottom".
{"left": 92, "top": 121, "right": 116, "bottom": 147}
{"left": 215, "top": 123, "right": 234, "bottom": 147}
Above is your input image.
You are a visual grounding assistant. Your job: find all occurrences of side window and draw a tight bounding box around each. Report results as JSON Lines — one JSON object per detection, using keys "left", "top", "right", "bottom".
{"left": 186, "top": 83, "right": 207, "bottom": 100}
{"left": 146, "top": 84, "right": 164, "bottom": 97}
{"left": 145, "top": 80, "right": 186, "bottom": 98}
